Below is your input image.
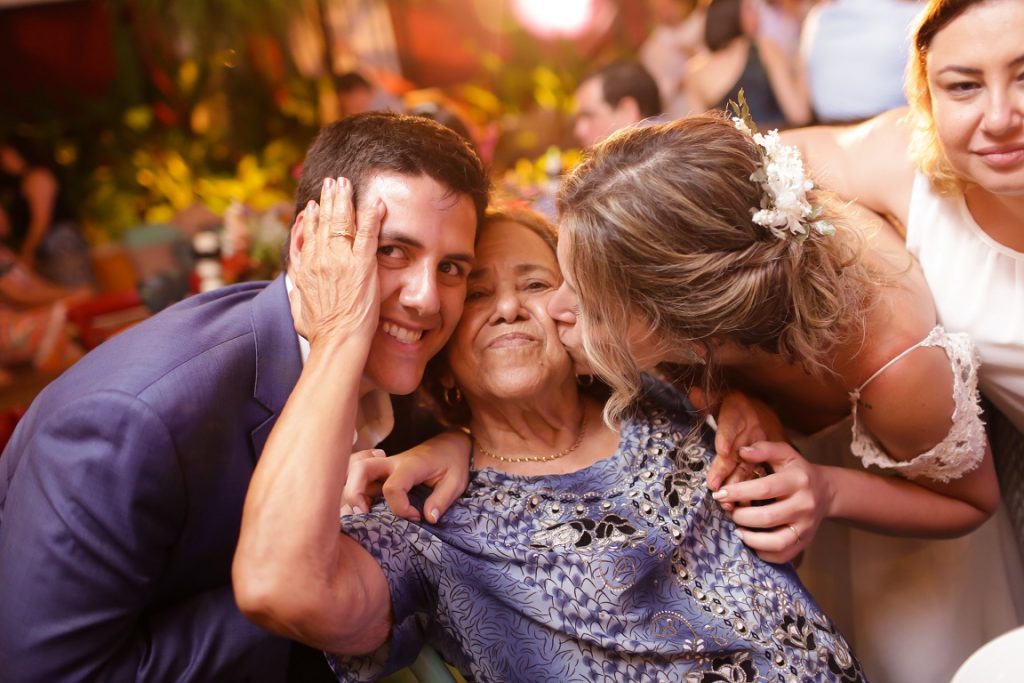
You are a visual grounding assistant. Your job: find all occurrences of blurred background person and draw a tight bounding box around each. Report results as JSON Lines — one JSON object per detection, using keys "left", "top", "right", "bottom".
{"left": 638, "top": 0, "right": 706, "bottom": 119}
{"left": 572, "top": 60, "right": 664, "bottom": 149}
{"left": 334, "top": 70, "right": 376, "bottom": 116}
{"left": 687, "top": 0, "right": 810, "bottom": 129}
{"left": 0, "top": 134, "right": 94, "bottom": 288}
{"left": 0, "top": 242, "right": 85, "bottom": 386}
{"left": 800, "top": 0, "right": 923, "bottom": 124}
{"left": 756, "top": 0, "right": 812, "bottom": 59}
{"left": 333, "top": 69, "right": 401, "bottom": 117}
{"left": 406, "top": 100, "right": 477, "bottom": 156}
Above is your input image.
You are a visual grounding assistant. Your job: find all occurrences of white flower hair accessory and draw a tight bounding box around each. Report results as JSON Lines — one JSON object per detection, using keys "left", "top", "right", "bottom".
{"left": 729, "top": 94, "right": 835, "bottom": 241}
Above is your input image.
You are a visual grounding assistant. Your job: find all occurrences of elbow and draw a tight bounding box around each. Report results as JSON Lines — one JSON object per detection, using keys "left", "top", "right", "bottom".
{"left": 938, "top": 490, "right": 999, "bottom": 538}
{"left": 232, "top": 559, "right": 289, "bottom": 632}
{"left": 233, "top": 571, "right": 333, "bottom": 646}
{"left": 974, "top": 481, "right": 1001, "bottom": 522}
{"left": 944, "top": 504, "right": 996, "bottom": 538}
{"left": 233, "top": 554, "right": 385, "bottom": 654}
{"left": 232, "top": 554, "right": 316, "bottom": 638}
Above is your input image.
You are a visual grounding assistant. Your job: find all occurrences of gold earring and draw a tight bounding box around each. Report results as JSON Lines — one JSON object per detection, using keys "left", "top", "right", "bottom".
{"left": 443, "top": 386, "right": 462, "bottom": 406}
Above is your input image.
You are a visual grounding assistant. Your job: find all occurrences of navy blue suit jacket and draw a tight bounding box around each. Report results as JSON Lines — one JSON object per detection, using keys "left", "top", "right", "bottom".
{"left": 0, "top": 276, "right": 311, "bottom": 682}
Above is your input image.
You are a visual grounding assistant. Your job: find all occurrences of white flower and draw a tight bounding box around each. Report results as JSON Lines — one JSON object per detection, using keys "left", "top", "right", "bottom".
{"left": 732, "top": 118, "right": 832, "bottom": 241}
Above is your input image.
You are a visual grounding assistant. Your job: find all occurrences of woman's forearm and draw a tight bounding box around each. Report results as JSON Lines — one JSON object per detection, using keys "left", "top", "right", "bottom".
{"left": 825, "top": 457, "right": 997, "bottom": 537}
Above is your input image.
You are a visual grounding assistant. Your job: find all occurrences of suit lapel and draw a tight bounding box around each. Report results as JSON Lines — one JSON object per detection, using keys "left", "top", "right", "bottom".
{"left": 248, "top": 276, "right": 302, "bottom": 461}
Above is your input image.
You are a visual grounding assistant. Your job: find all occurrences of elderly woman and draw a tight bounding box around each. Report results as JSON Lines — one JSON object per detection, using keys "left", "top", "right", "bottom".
{"left": 233, "top": 196, "right": 864, "bottom": 682}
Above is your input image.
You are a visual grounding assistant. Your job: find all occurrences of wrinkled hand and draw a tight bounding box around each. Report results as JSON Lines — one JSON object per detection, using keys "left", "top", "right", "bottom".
{"left": 711, "top": 441, "right": 832, "bottom": 564}
{"left": 340, "top": 431, "right": 472, "bottom": 524}
{"left": 290, "top": 177, "right": 384, "bottom": 347}
{"left": 692, "top": 389, "right": 785, "bottom": 494}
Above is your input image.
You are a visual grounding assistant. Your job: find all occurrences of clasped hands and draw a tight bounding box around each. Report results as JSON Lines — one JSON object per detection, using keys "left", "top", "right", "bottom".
{"left": 698, "top": 388, "right": 832, "bottom": 564}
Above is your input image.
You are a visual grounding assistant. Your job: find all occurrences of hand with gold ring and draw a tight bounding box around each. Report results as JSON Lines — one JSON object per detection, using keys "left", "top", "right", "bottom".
{"left": 288, "top": 175, "right": 385, "bottom": 348}
{"left": 711, "top": 440, "right": 832, "bottom": 563}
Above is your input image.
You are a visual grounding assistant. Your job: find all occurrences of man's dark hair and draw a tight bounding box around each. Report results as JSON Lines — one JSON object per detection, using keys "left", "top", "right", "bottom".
{"left": 586, "top": 61, "right": 663, "bottom": 119}
{"left": 286, "top": 111, "right": 490, "bottom": 268}
{"left": 333, "top": 70, "right": 373, "bottom": 94}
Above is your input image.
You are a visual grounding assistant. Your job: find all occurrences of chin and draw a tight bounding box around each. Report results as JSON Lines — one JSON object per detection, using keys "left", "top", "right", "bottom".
{"left": 379, "top": 376, "right": 421, "bottom": 396}
{"left": 981, "top": 175, "right": 1024, "bottom": 197}
{"left": 367, "top": 365, "right": 425, "bottom": 396}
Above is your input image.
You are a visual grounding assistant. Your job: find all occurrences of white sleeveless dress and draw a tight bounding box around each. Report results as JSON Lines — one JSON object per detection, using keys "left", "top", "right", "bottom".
{"left": 905, "top": 174, "right": 1024, "bottom": 432}
{"left": 794, "top": 175, "right": 1024, "bottom": 683}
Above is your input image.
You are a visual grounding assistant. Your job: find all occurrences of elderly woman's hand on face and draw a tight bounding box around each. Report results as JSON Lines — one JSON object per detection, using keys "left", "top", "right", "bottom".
{"left": 290, "top": 177, "right": 385, "bottom": 348}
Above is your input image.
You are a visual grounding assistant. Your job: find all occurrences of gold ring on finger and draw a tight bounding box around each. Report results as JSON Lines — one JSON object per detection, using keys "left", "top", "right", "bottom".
{"left": 787, "top": 524, "right": 801, "bottom": 544}
{"left": 330, "top": 229, "right": 354, "bottom": 239}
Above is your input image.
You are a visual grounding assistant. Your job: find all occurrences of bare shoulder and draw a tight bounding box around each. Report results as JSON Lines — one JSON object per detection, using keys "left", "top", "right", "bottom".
{"left": 853, "top": 222, "right": 956, "bottom": 460}
{"left": 854, "top": 338, "right": 958, "bottom": 461}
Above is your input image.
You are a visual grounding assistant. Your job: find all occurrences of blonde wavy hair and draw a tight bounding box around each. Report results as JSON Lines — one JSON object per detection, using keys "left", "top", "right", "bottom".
{"left": 905, "top": 0, "right": 981, "bottom": 195}
{"left": 557, "top": 113, "right": 877, "bottom": 424}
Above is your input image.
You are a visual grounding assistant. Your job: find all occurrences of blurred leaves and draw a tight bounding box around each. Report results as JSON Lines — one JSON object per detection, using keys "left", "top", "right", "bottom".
{"left": 1, "top": 0, "right": 321, "bottom": 242}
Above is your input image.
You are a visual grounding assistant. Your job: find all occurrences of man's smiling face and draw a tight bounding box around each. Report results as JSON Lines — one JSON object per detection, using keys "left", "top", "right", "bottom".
{"left": 362, "top": 172, "right": 477, "bottom": 395}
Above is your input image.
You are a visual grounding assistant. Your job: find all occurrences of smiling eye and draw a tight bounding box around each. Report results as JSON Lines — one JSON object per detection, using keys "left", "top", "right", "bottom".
{"left": 947, "top": 80, "right": 980, "bottom": 95}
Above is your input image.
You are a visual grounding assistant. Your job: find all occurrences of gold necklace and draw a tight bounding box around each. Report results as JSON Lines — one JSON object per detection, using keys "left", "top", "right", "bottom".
{"left": 474, "top": 413, "right": 588, "bottom": 464}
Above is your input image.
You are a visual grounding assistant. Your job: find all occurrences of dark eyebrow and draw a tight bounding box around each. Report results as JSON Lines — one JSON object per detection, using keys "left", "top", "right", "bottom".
{"left": 380, "top": 230, "right": 475, "bottom": 267}
{"left": 938, "top": 53, "right": 1024, "bottom": 76}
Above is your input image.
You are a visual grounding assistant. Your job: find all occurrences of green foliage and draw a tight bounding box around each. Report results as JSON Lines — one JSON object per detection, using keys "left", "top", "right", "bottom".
{"left": 2, "top": 0, "right": 319, "bottom": 242}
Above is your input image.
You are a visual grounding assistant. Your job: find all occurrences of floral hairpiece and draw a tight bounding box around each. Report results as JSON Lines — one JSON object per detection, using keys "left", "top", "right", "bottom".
{"left": 728, "top": 93, "right": 834, "bottom": 240}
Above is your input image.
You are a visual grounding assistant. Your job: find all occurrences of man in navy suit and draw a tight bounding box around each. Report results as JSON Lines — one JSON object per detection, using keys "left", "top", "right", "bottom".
{"left": 0, "top": 112, "right": 488, "bottom": 682}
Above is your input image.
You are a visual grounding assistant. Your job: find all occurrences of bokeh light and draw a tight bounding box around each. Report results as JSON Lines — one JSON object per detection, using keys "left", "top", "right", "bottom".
{"left": 512, "top": 0, "right": 595, "bottom": 38}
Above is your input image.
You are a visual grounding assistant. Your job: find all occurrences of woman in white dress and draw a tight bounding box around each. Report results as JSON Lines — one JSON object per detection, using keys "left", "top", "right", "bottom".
{"left": 777, "top": 1, "right": 1024, "bottom": 680}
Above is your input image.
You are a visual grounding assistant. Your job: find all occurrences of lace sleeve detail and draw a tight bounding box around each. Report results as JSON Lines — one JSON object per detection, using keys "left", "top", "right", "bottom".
{"left": 849, "top": 326, "right": 986, "bottom": 483}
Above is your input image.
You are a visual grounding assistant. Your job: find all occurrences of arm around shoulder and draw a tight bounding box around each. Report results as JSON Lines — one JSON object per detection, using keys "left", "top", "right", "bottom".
{"left": 782, "top": 108, "right": 916, "bottom": 220}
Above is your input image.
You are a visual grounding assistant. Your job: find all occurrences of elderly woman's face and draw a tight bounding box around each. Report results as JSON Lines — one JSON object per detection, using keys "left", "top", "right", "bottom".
{"left": 447, "top": 220, "right": 573, "bottom": 403}
{"left": 927, "top": 0, "right": 1024, "bottom": 195}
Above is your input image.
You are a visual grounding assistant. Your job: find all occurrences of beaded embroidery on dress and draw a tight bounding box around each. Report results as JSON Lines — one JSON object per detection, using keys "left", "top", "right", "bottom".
{"left": 849, "top": 325, "right": 986, "bottom": 482}
{"left": 332, "top": 379, "right": 866, "bottom": 683}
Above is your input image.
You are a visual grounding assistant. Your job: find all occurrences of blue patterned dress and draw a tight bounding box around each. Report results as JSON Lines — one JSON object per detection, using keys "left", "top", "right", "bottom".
{"left": 332, "top": 380, "right": 866, "bottom": 682}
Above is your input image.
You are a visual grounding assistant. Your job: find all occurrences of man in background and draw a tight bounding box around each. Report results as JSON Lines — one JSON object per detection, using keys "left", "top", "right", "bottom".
{"left": 572, "top": 60, "right": 665, "bottom": 148}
